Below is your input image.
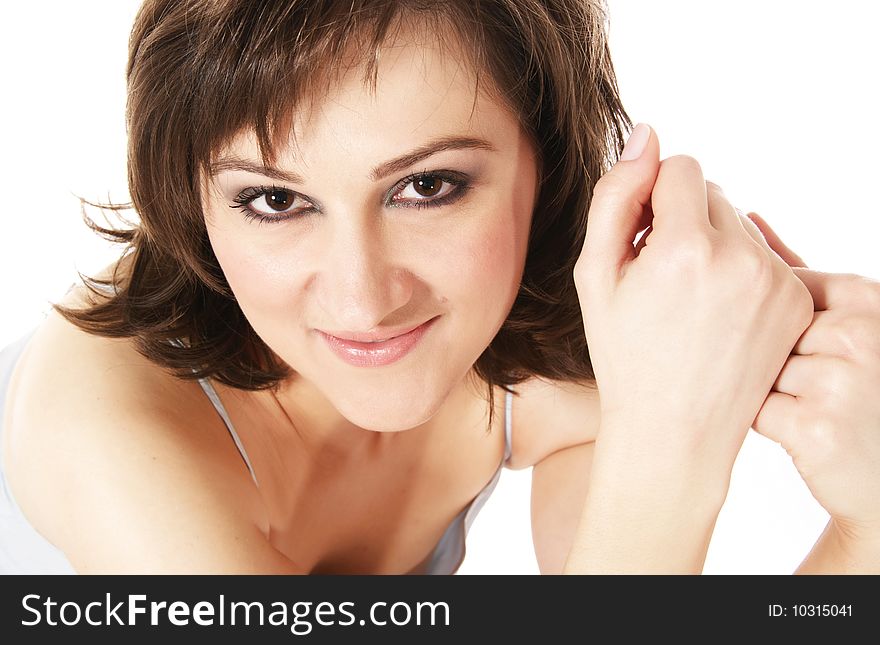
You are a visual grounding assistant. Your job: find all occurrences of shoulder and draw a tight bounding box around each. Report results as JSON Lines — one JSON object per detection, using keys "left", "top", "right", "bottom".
{"left": 8, "top": 277, "right": 223, "bottom": 451}
{"left": 3, "top": 282, "right": 284, "bottom": 572}
{"left": 505, "top": 375, "right": 600, "bottom": 470}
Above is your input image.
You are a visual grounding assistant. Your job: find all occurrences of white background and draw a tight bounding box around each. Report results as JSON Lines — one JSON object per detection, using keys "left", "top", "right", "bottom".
{"left": 1, "top": 2, "right": 877, "bottom": 574}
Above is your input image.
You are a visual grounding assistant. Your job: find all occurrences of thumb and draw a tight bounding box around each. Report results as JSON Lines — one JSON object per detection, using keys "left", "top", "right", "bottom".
{"left": 580, "top": 123, "right": 661, "bottom": 291}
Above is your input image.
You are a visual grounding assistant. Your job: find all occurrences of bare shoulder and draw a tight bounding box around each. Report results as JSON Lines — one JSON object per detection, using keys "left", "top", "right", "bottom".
{"left": 506, "top": 375, "right": 600, "bottom": 470}
{"left": 3, "top": 281, "right": 298, "bottom": 573}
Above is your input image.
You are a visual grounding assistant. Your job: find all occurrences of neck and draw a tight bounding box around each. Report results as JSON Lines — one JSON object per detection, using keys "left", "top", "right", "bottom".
{"left": 266, "top": 368, "right": 488, "bottom": 461}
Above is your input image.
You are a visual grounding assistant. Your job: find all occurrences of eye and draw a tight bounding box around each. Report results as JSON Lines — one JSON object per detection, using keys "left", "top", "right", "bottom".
{"left": 388, "top": 171, "right": 470, "bottom": 209}
{"left": 229, "top": 170, "right": 471, "bottom": 225}
{"left": 393, "top": 175, "right": 455, "bottom": 202}
{"left": 243, "top": 188, "right": 307, "bottom": 216}
{"left": 230, "top": 185, "right": 316, "bottom": 224}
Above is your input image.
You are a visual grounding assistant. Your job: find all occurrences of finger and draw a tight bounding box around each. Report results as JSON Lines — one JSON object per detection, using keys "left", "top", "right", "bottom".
{"left": 580, "top": 123, "right": 661, "bottom": 289}
{"left": 705, "top": 181, "right": 746, "bottom": 235}
{"left": 649, "top": 155, "right": 714, "bottom": 240}
{"left": 736, "top": 206, "right": 777, "bottom": 252}
{"left": 746, "top": 212, "right": 809, "bottom": 268}
{"left": 772, "top": 353, "right": 848, "bottom": 398}
{"left": 751, "top": 390, "right": 800, "bottom": 448}
{"left": 791, "top": 309, "right": 846, "bottom": 356}
{"left": 790, "top": 267, "right": 868, "bottom": 312}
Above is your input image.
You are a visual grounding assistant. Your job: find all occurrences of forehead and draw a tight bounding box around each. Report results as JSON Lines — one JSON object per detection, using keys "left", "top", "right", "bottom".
{"left": 216, "top": 17, "right": 519, "bottom": 165}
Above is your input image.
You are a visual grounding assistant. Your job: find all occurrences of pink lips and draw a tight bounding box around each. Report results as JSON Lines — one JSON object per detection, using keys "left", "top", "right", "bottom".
{"left": 318, "top": 317, "right": 438, "bottom": 367}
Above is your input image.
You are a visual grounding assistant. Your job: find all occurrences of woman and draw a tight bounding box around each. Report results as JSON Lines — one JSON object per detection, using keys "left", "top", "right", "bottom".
{"left": 2, "top": 0, "right": 879, "bottom": 574}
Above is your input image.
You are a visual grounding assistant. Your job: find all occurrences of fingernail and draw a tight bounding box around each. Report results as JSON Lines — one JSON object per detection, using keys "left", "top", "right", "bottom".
{"left": 620, "top": 123, "right": 651, "bottom": 161}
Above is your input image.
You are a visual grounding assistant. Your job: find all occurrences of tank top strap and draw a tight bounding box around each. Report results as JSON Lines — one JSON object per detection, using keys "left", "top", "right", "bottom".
{"left": 83, "top": 278, "right": 118, "bottom": 297}
{"left": 167, "top": 338, "right": 259, "bottom": 487}
{"left": 503, "top": 389, "right": 513, "bottom": 465}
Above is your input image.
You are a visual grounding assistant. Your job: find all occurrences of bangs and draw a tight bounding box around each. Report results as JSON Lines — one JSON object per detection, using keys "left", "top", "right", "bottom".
{"left": 188, "top": 1, "right": 493, "bottom": 174}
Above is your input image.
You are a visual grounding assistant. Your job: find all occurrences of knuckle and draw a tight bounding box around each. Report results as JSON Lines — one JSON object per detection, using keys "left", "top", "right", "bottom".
{"left": 669, "top": 234, "right": 715, "bottom": 270}
{"left": 666, "top": 154, "right": 704, "bottom": 176}
{"left": 657, "top": 155, "right": 706, "bottom": 187}
{"left": 804, "top": 416, "right": 840, "bottom": 458}
{"left": 838, "top": 315, "right": 880, "bottom": 358}
{"left": 736, "top": 242, "right": 774, "bottom": 287}
{"left": 591, "top": 171, "right": 627, "bottom": 203}
{"left": 705, "top": 180, "right": 725, "bottom": 196}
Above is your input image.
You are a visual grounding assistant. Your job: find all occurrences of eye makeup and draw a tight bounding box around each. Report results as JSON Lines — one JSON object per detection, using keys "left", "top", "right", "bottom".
{"left": 228, "top": 169, "right": 473, "bottom": 225}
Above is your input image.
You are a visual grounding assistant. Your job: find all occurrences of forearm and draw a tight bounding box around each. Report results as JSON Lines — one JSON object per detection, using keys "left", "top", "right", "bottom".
{"left": 795, "top": 519, "right": 880, "bottom": 574}
{"left": 562, "top": 433, "right": 727, "bottom": 574}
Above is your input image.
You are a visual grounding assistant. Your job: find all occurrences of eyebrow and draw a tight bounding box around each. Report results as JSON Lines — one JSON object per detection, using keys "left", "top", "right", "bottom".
{"left": 210, "top": 135, "right": 497, "bottom": 184}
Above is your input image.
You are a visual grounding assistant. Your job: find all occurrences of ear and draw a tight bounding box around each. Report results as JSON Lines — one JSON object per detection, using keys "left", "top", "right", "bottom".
{"left": 746, "top": 211, "right": 809, "bottom": 268}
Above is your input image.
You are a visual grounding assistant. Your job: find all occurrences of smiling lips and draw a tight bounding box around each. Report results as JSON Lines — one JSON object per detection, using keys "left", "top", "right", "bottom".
{"left": 318, "top": 317, "right": 438, "bottom": 367}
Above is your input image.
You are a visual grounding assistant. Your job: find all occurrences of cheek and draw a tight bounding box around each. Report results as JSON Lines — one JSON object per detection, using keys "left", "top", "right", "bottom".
{"left": 466, "top": 222, "right": 515, "bottom": 282}
{"left": 206, "top": 225, "right": 299, "bottom": 314}
{"left": 451, "top": 173, "right": 533, "bottom": 301}
{"left": 447, "top": 155, "right": 536, "bottom": 305}
{"left": 441, "top": 210, "right": 524, "bottom": 308}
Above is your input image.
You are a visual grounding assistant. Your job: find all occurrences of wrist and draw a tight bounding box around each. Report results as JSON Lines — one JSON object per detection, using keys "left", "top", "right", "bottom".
{"left": 831, "top": 518, "right": 880, "bottom": 557}
{"left": 563, "top": 434, "right": 727, "bottom": 575}
{"left": 564, "top": 480, "right": 722, "bottom": 574}
{"left": 591, "top": 418, "right": 732, "bottom": 512}
{"left": 588, "top": 438, "right": 728, "bottom": 532}
{"left": 797, "top": 518, "right": 880, "bottom": 574}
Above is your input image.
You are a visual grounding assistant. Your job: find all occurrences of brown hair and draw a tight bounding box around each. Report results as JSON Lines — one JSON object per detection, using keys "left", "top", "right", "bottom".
{"left": 54, "top": 0, "right": 630, "bottom": 430}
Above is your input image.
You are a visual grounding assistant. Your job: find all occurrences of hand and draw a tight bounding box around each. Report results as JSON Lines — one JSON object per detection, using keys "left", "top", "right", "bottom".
{"left": 573, "top": 124, "right": 815, "bottom": 493}
{"left": 746, "top": 213, "right": 880, "bottom": 541}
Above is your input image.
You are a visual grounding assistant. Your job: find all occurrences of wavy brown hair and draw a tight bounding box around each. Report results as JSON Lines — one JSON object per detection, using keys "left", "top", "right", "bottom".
{"left": 54, "top": 0, "right": 630, "bottom": 430}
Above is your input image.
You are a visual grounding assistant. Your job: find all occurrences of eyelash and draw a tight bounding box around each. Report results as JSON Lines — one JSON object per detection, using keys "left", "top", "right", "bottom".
{"left": 229, "top": 170, "right": 472, "bottom": 225}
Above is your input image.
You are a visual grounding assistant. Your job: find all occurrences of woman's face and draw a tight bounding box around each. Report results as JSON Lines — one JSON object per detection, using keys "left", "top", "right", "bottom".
{"left": 203, "top": 24, "right": 538, "bottom": 432}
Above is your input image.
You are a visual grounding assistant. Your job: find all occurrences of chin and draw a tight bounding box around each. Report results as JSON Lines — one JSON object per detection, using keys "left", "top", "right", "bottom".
{"left": 341, "top": 403, "right": 436, "bottom": 434}
{"left": 334, "top": 388, "right": 446, "bottom": 433}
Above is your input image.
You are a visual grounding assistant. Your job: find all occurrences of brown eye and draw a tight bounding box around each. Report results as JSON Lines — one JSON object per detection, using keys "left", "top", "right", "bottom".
{"left": 393, "top": 173, "right": 459, "bottom": 205}
{"left": 267, "top": 190, "right": 295, "bottom": 211}
{"left": 412, "top": 176, "right": 442, "bottom": 197}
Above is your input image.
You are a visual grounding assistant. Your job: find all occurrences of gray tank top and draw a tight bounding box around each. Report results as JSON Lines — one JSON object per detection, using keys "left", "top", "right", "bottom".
{"left": 0, "top": 326, "right": 513, "bottom": 574}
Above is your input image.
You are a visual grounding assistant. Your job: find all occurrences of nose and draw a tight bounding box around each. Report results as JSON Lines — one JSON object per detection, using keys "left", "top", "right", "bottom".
{"left": 315, "top": 218, "right": 414, "bottom": 332}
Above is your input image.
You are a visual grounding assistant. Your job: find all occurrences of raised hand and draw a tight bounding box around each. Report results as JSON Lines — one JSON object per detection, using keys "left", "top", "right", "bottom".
{"left": 747, "top": 213, "right": 880, "bottom": 547}
{"left": 573, "top": 124, "right": 815, "bottom": 496}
